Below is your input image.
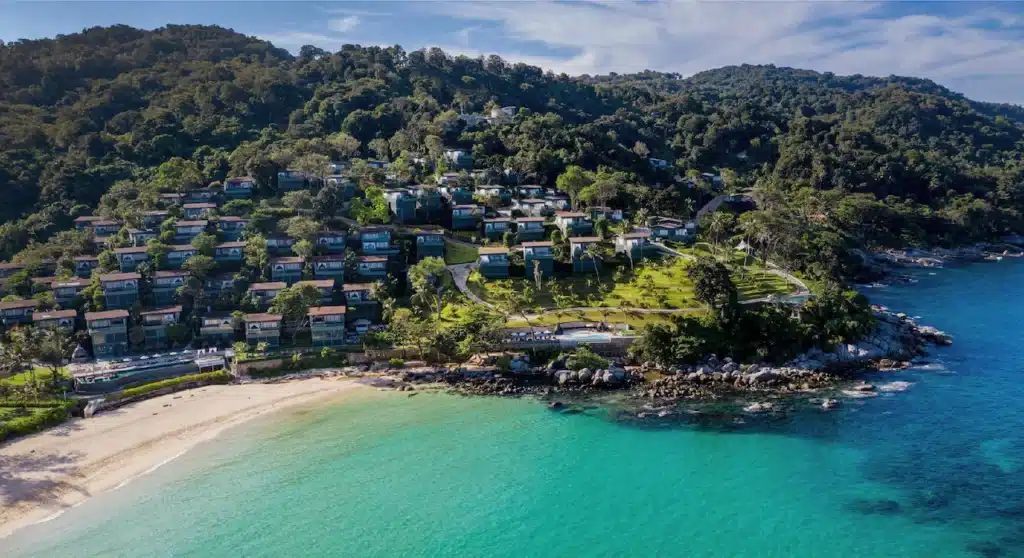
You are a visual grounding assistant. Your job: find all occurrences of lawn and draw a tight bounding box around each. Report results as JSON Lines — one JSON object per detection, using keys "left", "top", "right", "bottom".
{"left": 505, "top": 309, "right": 685, "bottom": 329}
{"left": 0, "top": 367, "right": 68, "bottom": 387}
{"left": 444, "top": 239, "right": 479, "bottom": 265}
{"left": 468, "top": 253, "right": 793, "bottom": 313}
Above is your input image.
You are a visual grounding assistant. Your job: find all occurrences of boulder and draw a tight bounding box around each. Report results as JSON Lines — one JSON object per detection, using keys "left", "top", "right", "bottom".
{"left": 547, "top": 401, "right": 565, "bottom": 410}
{"left": 744, "top": 401, "right": 775, "bottom": 413}
{"left": 853, "top": 383, "right": 875, "bottom": 392}
{"left": 556, "top": 370, "right": 572, "bottom": 386}
{"left": 747, "top": 370, "right": 780, "bottom": 384}
{"left": 578, "top": 368, "right": 593, "bottom": 383}
{"left": 712, "top": 372, "right": 724, "bottom": 382}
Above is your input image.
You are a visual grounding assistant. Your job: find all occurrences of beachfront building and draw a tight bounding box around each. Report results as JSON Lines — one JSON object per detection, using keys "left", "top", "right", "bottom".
{"left": 452, "top": 205, "right": 482, "bottom": 231}
{"left": 360, "top": 228, "right": 398, "bottom": 256}
{"left": 243, "top": 313, "right": 282, "bottom": 348}
{"left": 312, "top": 255, "right": 346, "bottom": 282}
{"left": 483, "top": 217, "right": 513, "bottom": 241}
{"left": 516, "top": 217, "right": 546, "bottom": 242}
{"left": 198, "top": 313, "right": 235, "bottom": 346}
{"left": 126, "top": 228, "right": 157, "bottom": 247}
{"left": 385, "top": 188, "right": 418, "bottom": 223}
{"left": 0, "top": 299, "right": 40, "bottom": 326}
{"left": 74, "top": 255, "right": 100, "bottom": 277}
{"left": 569, "top": 237, "right": 603, "bottom": 274}
{"left": 32, "top": 309, "right": 76, "bottom": 331}
{"left": 140, "top": 306, "right": 182, "bottom": 350}
{"left": 174, "top": 221, "right": 208, "bottom": 244}
{"left": 54, "top": 279, "right": 88, "bottom": 306}
{"left": 316, "top": 231, "right": 347, "bottom": 255}
{"left": 414, "top": 230, "right": 446, "bottom": 261}
{"left": 86, "top": 310, "right": 129, "bottom": 358}
{"left": 100, "top": 272, "right": 140, "bottom": 309}
{"left": 522, "top": 241, "right": 555, "bottom": 278}
{"left": 152, "top": 270, "right": 188, "bottom": 307}
{"left": 478, "top": 247, "right": 510, "bottom": 279}
{"left": 266, "top": 236, "right": 295, "bottom": 256}
{"left": 296, "top": 279, "right": 335, "bottom": 305}
{"left": 343, "top": 283, "right": 379, "bottom": 326}
{"left": 141, "top": 210, "right": 169, "bottom": 229}
{"left": 166, "top": 245, "right": 199, "bottom": 269}
{"left": 183, "top": 202, "right": 216, "bottom": 220}
{"left": 214, "top": 241, "right": 245, "bottom": 265}
{"left": 270, "top": 257, "right": 304, "bottom": 285}
{"left": 555, "top": 212, "right": 594, "bottom": 237}
{"left": 113, "top": 246, "right": 151, "bottom": 272}
{"left": 224, "top": 177, "right": 256, "bottom": 198}
{"left": 357, "top": 256, "right": 388, "bottom": 280}
{"left": 277, "top": 170, "right": 308, "bottom": 192}
{"left": 248, "top": 282, "right": 285, "bottom": 308}
{"left": 615, "top": 231, "right": 652, "bottom": 261}
{"left": 309, "top": 306, "right": 347, "bottom": 348}
{"left": 514, "top": 198, "right": 546, "bottom": 217}
{"left": 217, "top": 216, "right": 248, "bottom": 241}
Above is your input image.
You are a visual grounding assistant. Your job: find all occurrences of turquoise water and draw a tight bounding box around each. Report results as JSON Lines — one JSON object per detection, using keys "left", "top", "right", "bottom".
{"left": 7, "top": 262, "right": 1024, "bottom": 557}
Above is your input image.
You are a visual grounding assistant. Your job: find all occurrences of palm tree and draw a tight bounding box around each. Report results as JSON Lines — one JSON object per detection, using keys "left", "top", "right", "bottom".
{"left": 707, "top": 212, "right": 733, "bottom": 258}
{"left": 583, "top": 244, "right": 603, "bottom": 283}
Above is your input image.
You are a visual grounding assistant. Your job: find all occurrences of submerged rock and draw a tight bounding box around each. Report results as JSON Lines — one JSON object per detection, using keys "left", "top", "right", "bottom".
{"left": 821, "top": 398, "right": 840, "bottom": 410}
{"left": 744, "top": 402, "right": 775, "bottom": 414}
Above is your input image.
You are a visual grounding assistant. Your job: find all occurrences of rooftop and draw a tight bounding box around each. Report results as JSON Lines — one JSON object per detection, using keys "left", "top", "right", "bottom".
{"left": 113, "top": 246, "right": 148, "bottom": 254}
{"left": 619, "top": 232, "right": 651, "bottom": 239}
{"left": 218, "top": 216, "right": 248, "bottom": 222}
{"left": 296, "top": 280, "right": 335, "bottom": 288}
{"left": 479, "top": 247, "right": 509, "bottom": 255}
{"left": 99, "top": 272, "right": 141, "bottom": 281}
{"left": 244, "top": 313, "right": 282, "bottom": 322}
{"left": 140, "top": 306, "right": 183, "bottom": 316}
{"left": 85, "top": 309, "right": 130, "bottom": 321}
{"left": 359, "top": 256, "right": 388, "bottom": 263}
{"left": 519, "top": 198, "right": 545, "bottom": 204}
{"left": 33, "top": 310, "right": 77, "bottom": 320}
{"left": 342, "top": 283, "right": 374, "bottom": 292}
{"left": 521, "top": 241, "right": 554, "bottom": 248}
{"left": 569, "top": 236, "right": 603, "bottom": 244}
{"left": 73, "top": 255, "right": 99, "bottom": 261}
{"left": 0, "top": 299, "right": 39, "bottom": 310}
{"left": 216, "top": 241, "right": 247, "bottom": 249}
{"left": 175, "top": 220, "right": 208, "bottom": 227}
{"left": 555, "top": 211, "right": 588, "bottom": 218}
{"left": 271, "top": 256, "right": 304, "bottom": 264}
{"left": 249, "top": 282, "right": 287, "bottom": 291}
{"left": 183, "top": 202, "right": 217, "bottom": 208}
{"left": 154, "top": 270, "right": 189, "bottom": 278}
{"left": 308, "top": 306, "right": 347, "bottom": 316}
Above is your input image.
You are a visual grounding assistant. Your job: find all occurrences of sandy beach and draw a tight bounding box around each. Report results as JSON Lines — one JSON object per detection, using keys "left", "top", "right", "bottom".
{"left": 0, "top": 377, "right": 367, "bottom": 537}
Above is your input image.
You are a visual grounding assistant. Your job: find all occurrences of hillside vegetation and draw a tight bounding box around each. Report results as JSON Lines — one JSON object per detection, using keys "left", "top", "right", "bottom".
{"left": 2, "top": 25, "right": 1023, "bottom": 281}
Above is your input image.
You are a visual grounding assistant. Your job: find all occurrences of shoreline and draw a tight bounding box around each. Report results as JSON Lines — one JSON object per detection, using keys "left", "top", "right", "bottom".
{"left": 0, "top": 377, "right": 368, "bottom": 538}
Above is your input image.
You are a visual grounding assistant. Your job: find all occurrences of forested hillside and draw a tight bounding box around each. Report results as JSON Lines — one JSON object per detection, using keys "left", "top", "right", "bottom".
{"left": 2, "top": 24, "right": 1024, "bottom": 277}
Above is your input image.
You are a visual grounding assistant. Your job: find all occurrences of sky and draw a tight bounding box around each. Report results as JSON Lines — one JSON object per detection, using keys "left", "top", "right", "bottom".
{"left": 2, "top": 1, "right": 1024, "bottom": 105}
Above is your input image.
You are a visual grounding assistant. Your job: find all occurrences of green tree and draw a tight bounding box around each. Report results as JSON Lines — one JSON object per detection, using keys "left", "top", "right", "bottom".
{"left": 244, "top": 234, "right": 270, "bottom": 279}
{"left": 182, "top": 255, "right": 216, "bottom": 280}
{"left": 190, "top": 232, "right": 217, "bottom": 257}
{"left": 556, "top": 166, "right": 594, "bottom": 209}
{"left": 407, "top": 257, "right": 449, "bottom": 319}
{"left": 687, "top": 256, "right": 737, "bottom": 319}
{"left": 269, "top": 283, "right": 323, "bottom": 343}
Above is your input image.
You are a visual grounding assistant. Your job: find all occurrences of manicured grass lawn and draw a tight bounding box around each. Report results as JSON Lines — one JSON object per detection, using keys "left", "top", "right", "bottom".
{"left": 0, "top": 406, "right": 51, "bottom": 422}
{"left": 444, "top": 239, "right": 479, "bottom": 265}
{"left": 469, "top": 254, "right": 793, "bottom": 312}
{"left": 505, "top": 309, "right": 684, "bottom": 329}
{"left": 0, "top": 367, "right": 68, "bottom": 387}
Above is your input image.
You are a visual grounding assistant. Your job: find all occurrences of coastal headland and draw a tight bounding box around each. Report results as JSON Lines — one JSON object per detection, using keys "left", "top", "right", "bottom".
{"left": 0, "top": 378, "right": 367, "bottom": 538}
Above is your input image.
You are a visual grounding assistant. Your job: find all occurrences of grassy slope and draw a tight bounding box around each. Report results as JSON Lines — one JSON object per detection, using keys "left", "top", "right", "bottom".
{"left": 444, "top": 239, "right": 480, "bottom": 265}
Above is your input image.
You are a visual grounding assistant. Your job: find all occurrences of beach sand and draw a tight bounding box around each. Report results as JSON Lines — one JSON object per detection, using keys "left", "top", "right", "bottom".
{"left": 0, "top": 377, "right": 367, "bottom": 537}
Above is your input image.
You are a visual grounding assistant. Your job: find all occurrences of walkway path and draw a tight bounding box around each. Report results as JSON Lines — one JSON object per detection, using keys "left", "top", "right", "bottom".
{"left": 447, "top": 262, "right": 490, "bottom": 307}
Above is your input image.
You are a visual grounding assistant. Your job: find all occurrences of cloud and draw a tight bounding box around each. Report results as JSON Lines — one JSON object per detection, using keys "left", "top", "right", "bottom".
{"left": 328, "top": 15, "right": 360, "bottom": 34}
{"left": 417, "top": 0, "right": 1024, "bottom": 104}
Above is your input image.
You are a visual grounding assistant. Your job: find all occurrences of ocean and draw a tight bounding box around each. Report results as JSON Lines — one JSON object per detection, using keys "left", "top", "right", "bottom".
{"left": 6, "top": 261, "right": 1024, "bottom": 557}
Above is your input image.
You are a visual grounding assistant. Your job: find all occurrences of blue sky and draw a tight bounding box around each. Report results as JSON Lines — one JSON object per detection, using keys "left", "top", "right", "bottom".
{"left": 3, "top": 1, "right": 1024, "bottom": 104}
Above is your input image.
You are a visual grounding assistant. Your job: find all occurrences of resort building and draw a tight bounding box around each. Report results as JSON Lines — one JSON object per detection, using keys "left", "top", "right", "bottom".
{"left": 452, "top": 205, "right": 482, "bottom": 231}
{"left": 475, "top": 185, "right": 510, "bottom": 204}
{"left": 266, "top": 235, "right": 296, "bottom": 256}
{"left": 53, "top": 279, "right": 88, "bottom": 306}
{"left": 151, "top": 270, "right": 188, "bottom": 307}
{"left": 360, "top": 228, "right": 398, "bottom": 256}
{"left": 86, "top": 309, "right": 129, "bottom": 358}
{"left": 224, "top": 177, "right": 256, "bottom": 198}
{"left": 99, "top": 272, "right": 141, "bottom": 309}
{"left": 522, "top": 241, "right": 555, "bottom": 278}
{"left": 0, "top": 262, "right": 25, "bottom": 282}
{"left": 357, "top": 256, "right": 388, "bottom": 280}
{"left": 554, "top": 211, "right": 594, "bottom": 237}
{"left": 248, "top": 282, "right": 286, "bottom": 308}
{"left": 411, "top": 185, "right": 444, "bottom": 216}
{"left": 325, "top": 175, "right": 357, "bottom": 200}
{"left": 174, "top": 221, "right": 208, "bottom": 244}
{"left": 140, "top": 306, "right": 182, "bottom": 350}
{"left": 126, "top": 228, "right": 157, "bottom": 246}
{"left": 518, "top": 185, "right": 544, "bottom": 199}
{"left": 32, "top": 309, "right": 76, "bottom": 331}
{"left": 217, "top": 216, "right": 248, "bottom": 241}
{"left": 651, "top": 221, "right": 695, "bottom": 242}
{"left": 514, "top": 198, "right": 547, "bottom": 217}
{"left": 544, "top": 195, "right": 570, "bottom": 212}
{"left": 0, "top": 299, "right": 40, "bottom": 326}
{"left": 615, "top": 231, "right": 652, "bottom": 260}
{"left": 414, "top": 229, "right": 446, "bottom": 261}
{"left": 243, "top": 313, "right": 282, "bottom": 348}
{"left": 277, "top": 170, "right": 308, "bottom": 191}
{"left": 384, "top": 188, "right": 418, "bottom": 223}
{"left": 438, "top": 185, "right": 474, "bottom": 205}
{"left": 158, "top": 193, "right": 185, "bottom": 206}
{"left": 478, "top": 247, "right": 510, "bottom": 279}
{"left": 316, "top": 231, "right": 347, "bottom": 255}
{"left": 198, "top": 313, "right": 235, "bottom": 346}
{"left": 166, "top": 245, "right": 199, "bottom": 269}
{"left": 483, "top": 217, "right": 513, "bottom": 241}
{"left": 569, "top": 237, "right": 603, "bottom": 274}
{"left": 141, "top": 210, "right": 170, "bottom": 229}
{"left": 295, "top": 279, "right": 335, "bottom": 305}
{"left": 516, "top": 217, "right": 547, "bottom": 242}
{"left": 443, "top": 149, "right": 472, "bottom": 169}
{"left": 270, "top": 257, "right": 304, "bottom": 285}
{"left": 214, "top": 241, "right": 246, "bottom": 265}
{"left": 113, "top": 246, "right": 151, "bottom": 272}
{"left": 312, "top": 255, "right": 346, "bottom": 282}
{"left": 204, "top": 273, "right": 238, "bottom": 297}
{"left": 435, "top": 172, "right": 460, "bottom": 186}
{"left": 74, "top": 255, "right": 100, "bottom": 277}
{"left": 309, "top": 306, "right": 347, "bottom": 348}
{"left": 91, "top": 220, "right": 122, "bottom": 238}
{"left": 183, "top": 202, "right": 217, "bottom": 220}
{"left": 343, "top": 283, "right": 379, "bottom": 326}
{"left": 184, "top": 189, "right": 217, "bottom": 204}
{"left": 73, "top": 215, "right": 104, "bottom": 231}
